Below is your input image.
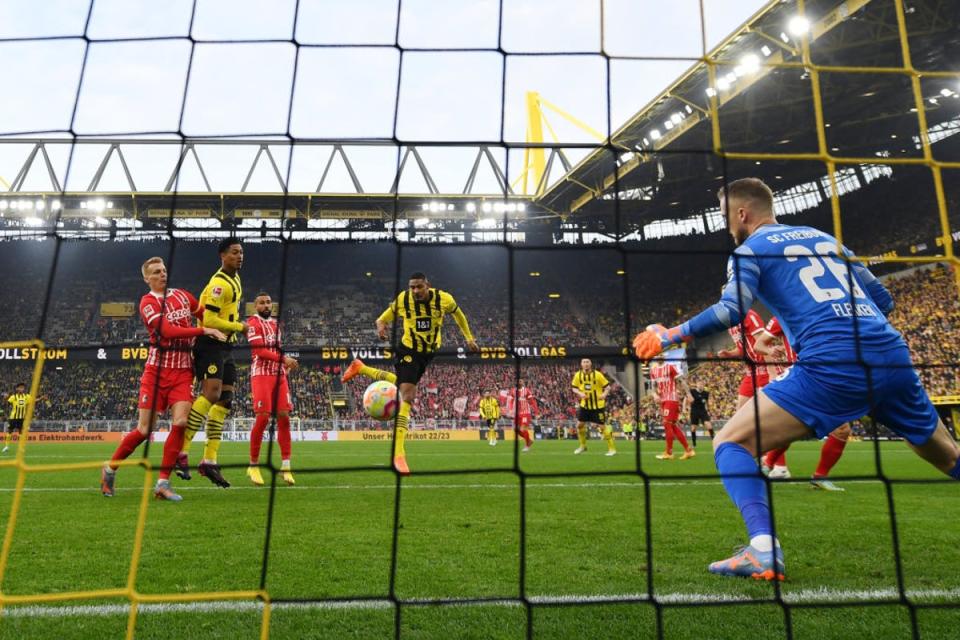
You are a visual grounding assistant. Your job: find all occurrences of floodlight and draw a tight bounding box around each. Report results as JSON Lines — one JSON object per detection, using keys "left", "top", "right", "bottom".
{"left": 740, "top": 53, "right": 760, "bottom": 74}
{"left": 787, "top": 15, "right": 810, "bottom": 37}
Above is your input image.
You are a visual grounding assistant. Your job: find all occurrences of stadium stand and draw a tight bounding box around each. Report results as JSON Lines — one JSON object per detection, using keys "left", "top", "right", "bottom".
{"left": 2, "top": 261, "right": 956, "bottom": 424}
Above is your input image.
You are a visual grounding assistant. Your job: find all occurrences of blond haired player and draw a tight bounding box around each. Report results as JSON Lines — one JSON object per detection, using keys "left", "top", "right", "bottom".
{"left": 101, "top": 257, "right": 224, "bottom": 501}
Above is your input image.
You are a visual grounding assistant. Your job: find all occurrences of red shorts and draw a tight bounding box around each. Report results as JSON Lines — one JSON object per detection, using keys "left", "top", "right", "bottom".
{"left": 661, "top": 401, "right": 680, "bottom": 425}
{"left": 252, "top": 375, "right": 292, "bottom": 414}
{"left": 138, "top": 367, "right": 194, "bottom": 413}
{"left": 517, "top": 413, "right": 532, "bottom": 428}
{"left": 738, "top": 373, "right": 771, "bottom": 398}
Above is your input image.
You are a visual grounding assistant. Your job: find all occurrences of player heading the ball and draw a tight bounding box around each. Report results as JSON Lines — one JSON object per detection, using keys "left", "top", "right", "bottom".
{"left": 342, "top": 272, "right": 479, "bottom": 475}
{"left": 633, "top": 177, "right": 960, "bottom": 581}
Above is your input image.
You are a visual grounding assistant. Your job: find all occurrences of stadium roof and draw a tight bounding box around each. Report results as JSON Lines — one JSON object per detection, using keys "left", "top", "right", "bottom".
{"left": 0, "top": 0, "right": 956, "bottom": 240}
{"left": 534, "top": 0, "right": 960, "bottom": 224}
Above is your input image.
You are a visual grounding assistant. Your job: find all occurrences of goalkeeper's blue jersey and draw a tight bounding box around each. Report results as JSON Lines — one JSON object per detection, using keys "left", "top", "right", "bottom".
{"left": 683, "top": 223, "right": 904, "bottom": 361}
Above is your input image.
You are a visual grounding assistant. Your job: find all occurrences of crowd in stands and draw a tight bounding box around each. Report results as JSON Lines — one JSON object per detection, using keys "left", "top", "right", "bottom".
{"left": 2, "top": 172, "right": 960, "bottom": 426}
{"left": 335, "top": 362, "right": 629, "bottom": 422}
{"left": 3, "top": 259, "right": 959, "bottom": 426}
{"left": 0, "top": 360, "right": 629, "bottom": 427}
{"left": 0, "top": 362, "right": 339, "bottom": 423}
{"left": 885, "top": 266, "right": 960, "bottom": 396}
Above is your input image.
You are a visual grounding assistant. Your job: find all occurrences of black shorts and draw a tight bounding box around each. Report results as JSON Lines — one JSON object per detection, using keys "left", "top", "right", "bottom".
{"left": 7, "top": 419, "right": 23, "bottom": 433}
{"left": 193, "top": 336, "right": 237, "bottom": 386}
{"left": 690, "top": 408, "right": 711, "bottom": 425}
{"left": 577, "top": 407, "right": 606, "bottom": 425}
{"left": 394, "top": 347, "right": 433, "bottom": 386}
{"left": 486, "top": 419, "right": 498, "bottom": 429}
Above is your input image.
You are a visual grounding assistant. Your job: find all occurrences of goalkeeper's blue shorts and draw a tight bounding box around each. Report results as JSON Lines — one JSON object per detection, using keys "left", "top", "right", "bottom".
{"left": 762, "top": 345, "right": 939, "bottom": 446}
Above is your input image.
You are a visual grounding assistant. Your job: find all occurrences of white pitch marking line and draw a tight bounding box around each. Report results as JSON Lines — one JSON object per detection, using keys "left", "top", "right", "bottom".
{"left": 3, "top": 587, "right": 959, "bottom": 618}
{"left": 0, "top": 479, "right": 899, "bottom": 493}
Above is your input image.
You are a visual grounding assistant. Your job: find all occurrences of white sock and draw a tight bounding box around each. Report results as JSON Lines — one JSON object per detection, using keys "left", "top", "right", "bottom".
{"left": 773, "top": 465, "right": 788, "bottom": 471}
{"left": 281, "top": 460, "right": 291, "bottom": 470}
{"left": 749, "top": 535, "right": 778, "bottom": 552}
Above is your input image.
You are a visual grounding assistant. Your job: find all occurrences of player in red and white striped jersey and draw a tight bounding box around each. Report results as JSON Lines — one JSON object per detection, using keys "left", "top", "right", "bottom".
{"left": 757, "top": 316, "right": 851, "bottom": 489}
{"left": 648, "top": 353, "right": 694, "bottom": 460}
{"left": 246, "top": 292, "right": 298, "bottom": 486}
{"left": 762, "top": 316, "right": 797, "bottom": 378}
{"left": 513, "top": 378, "right": 537, "bottom": 451}
{"left": 101, "top": 257, "right": 225, "bottom": 501}
{"left": 716, "top": 308, "right": 770, "bottom": 409}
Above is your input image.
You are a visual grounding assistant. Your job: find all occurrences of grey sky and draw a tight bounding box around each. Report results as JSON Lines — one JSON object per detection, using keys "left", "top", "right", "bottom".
{"left": 0, "top": 0, "right": 769, "bottom": 195}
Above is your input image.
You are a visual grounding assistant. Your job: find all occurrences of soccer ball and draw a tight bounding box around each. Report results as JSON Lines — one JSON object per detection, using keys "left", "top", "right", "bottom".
{"left": 363, "top": 381, "right": 398, "bottom": 421}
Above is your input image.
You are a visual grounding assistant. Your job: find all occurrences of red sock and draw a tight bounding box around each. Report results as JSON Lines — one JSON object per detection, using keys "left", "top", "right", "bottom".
{"left": 671, "top": 422, "right": 690, "bottom": 450}
{"left": 814, "top": 435, "right": 847, "bottom": 478}
{"left": 277, "top": 414, "right": 292, "bottom": 461}
{"left": 159, "top": 425, "right": 186, "bottom": 480}
{"left": 664, "top": 423, "right": 675, "bottom": 454}
{"left": 109, "top": 430, "right": 147, "bottom": 470}
{"left": 250, "top": 413, "right": 269, "bottom": 463}
{"left": 765, "top": 447, "right": 788, "bottom": 468}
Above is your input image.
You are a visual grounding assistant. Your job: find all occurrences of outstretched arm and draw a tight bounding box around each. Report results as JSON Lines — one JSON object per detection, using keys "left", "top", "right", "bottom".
{"left": 633, "top": 248, "right": 760, "bottom": 359}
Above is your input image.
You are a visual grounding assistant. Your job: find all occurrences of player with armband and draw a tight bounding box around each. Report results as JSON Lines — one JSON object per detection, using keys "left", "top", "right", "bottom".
{"left": 633, "top": 178, "right": 960, "bottom": 581}
{"left": 101, "top": 257, "right": 225, "bottom": 501}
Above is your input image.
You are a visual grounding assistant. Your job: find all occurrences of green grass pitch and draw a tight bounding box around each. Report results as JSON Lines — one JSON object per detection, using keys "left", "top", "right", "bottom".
{"left": 0, "top": 438, "right": 956, "bottom": 639}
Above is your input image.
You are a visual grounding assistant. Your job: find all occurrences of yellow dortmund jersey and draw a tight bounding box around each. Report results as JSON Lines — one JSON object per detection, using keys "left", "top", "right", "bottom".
{"left": 199, "top": 269, "right": 244, "bottom": 342}
{"left": 572, "top": 370, "right": 609, "bottom": 410}
{"left": 7, "top": 393, "right": 30, "bottom": 420}
{"left": 479, "top": 396, "right": 500, "bottom": 420}
{"left": 378, "top": 288, "right": 474, "bottom": 354}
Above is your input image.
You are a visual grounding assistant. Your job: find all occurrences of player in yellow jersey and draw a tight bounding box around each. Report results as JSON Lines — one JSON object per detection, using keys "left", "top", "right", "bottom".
{"left": 479, "top": 389, "right": 501, "bottom": 446}
{"left": 4, "top": 383, "right": 31, "bottom": 453}
{"left": 342, "top": 272, "right": 479, "bottom": 474}
{"left": 179, "top": 237, "right": 247, "bottom": 488}
{"left": 571, "top": 359, "right": 617, "bottom": 456}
